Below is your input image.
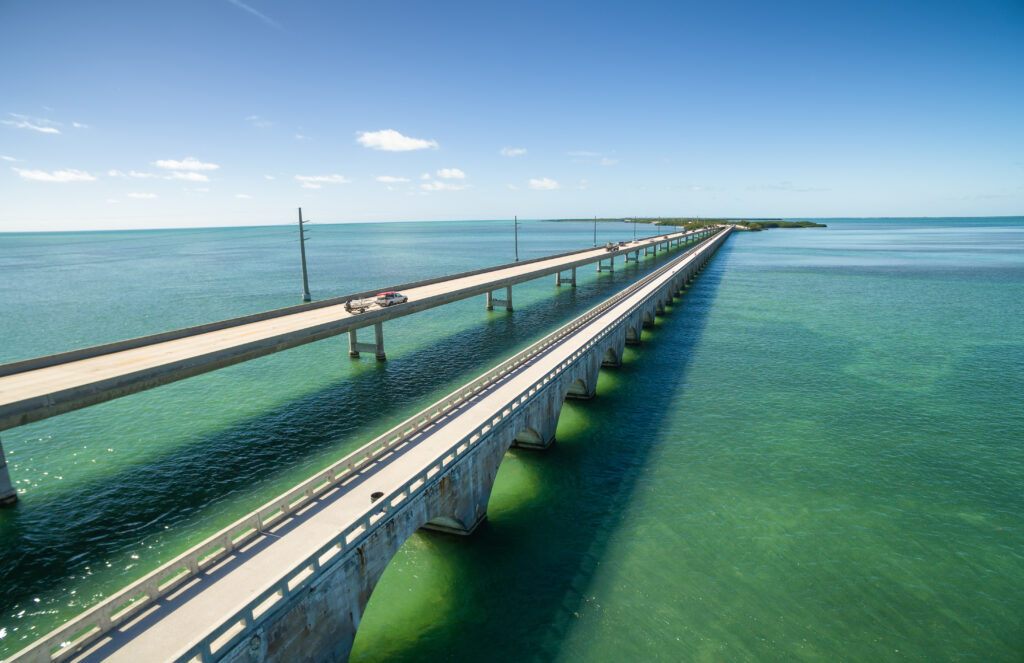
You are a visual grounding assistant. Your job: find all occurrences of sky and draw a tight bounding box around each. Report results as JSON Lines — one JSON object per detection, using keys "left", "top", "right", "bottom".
{"left": 1, "top": 0, "right": 1022, "bottom": 231}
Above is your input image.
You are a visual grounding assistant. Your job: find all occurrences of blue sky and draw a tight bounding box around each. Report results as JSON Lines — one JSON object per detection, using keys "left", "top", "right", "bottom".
{"left": 1, "top": 0, "right": 1022, "bottom": 230}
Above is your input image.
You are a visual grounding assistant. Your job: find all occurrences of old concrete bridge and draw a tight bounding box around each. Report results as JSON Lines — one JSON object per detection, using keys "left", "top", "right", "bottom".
{"left": 8, "top": 226, "right": 731, "bottom": 663}
{"left": 0, "top": 226, "right": 714, "bottom": 507}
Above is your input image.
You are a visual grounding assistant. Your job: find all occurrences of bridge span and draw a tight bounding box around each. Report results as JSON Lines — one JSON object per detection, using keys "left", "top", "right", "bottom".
{"left": 0, "top": 226, "right": 714, "bottom": 506}
{"left": 9, "top": 226, "right": 731, "bottom": 663}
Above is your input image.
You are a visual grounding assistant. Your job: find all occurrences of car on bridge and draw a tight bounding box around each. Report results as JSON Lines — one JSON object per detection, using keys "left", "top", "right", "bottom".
{"left": 375, "top": 291, "right": 408, "bottom": 307}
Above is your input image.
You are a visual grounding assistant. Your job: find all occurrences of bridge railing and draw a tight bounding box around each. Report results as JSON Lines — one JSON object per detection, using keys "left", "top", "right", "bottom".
{"left": 11, "top": 227, "right": 729, "bottom": 663}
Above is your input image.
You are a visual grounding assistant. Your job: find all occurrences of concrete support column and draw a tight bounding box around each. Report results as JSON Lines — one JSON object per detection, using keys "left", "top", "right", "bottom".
{"left": 512, "top": 396, "right": 562, "bottom": 451}
{"left": 555, "top": 267, "right": 577, "bottom": 287}
{"left": 486, "top": 286, "right": 513, "bottom": 311}
{"left": 0, "top": 436, "right": 16, "bottom": 507}
{"left": 597, "top": 257, "right": 614, "bottom": 273}
{"left": 349, "top": 322, "right": 386, "bottom": 360}
{"left": 625, "top": 250, "right": 639, "bottom": 263}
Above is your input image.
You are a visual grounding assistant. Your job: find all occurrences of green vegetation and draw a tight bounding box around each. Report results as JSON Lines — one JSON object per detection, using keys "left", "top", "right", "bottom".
{"left": 734, "top": 220, "right": 827, "bottom": 231}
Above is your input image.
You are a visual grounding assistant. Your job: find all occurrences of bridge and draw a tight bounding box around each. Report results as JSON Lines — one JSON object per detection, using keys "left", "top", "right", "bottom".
{"left": 0, "top": 226, "right": 715, "bottom": 507}
{"left": 7, "top": 226, "right": 731, "bottom": 663}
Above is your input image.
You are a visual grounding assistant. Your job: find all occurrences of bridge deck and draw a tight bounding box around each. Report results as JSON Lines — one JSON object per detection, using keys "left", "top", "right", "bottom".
{"left": 57, "top": 230, "right": 722, "bottom": 663}
{"left": 0, "top": 229, "right": 705, "bottom": 431}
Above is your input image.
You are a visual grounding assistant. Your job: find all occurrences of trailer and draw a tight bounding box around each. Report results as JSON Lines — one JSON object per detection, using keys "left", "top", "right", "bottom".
{"left": 344, "top": 297, "right": 376, "bottom": 314}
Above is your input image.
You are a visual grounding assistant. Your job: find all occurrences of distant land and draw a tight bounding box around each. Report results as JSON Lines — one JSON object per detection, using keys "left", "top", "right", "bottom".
{"left": 547, "top": 218, "right": 827, "bottom": 231}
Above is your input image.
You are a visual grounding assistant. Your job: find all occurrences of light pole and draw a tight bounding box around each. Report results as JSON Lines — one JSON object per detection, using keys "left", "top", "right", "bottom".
{"left": 593, "top": 216, "right": 597, "bottom": 247}
{"left": 298, "top": 207, "right": 311, "bottom": 302}
{"left": 514, "top": 215, "right": 519, "bottom": 261}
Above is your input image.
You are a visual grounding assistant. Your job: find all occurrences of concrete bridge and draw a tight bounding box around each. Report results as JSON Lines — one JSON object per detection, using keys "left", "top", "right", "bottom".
{"left": 8, "top": 226, "right": 731, "bottom": 663}
{"left": 0, "top": 226, "right": 715, "bottom": 507}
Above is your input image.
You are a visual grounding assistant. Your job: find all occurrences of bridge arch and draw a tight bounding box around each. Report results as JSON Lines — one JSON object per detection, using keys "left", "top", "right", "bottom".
{"left": 625, "top": 325, "right": 641, "bottom": 346}
{"left": 601, "top": 346, "right": 621, "bottom": 367}
{"left": 565, "top": 377, "right": 593, "bottom": 400}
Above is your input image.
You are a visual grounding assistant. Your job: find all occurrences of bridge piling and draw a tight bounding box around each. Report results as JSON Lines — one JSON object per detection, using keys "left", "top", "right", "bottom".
{"left": 0, "top": 436, "right": 16, "bottom": 506}
{"left": 485, "top": 286, "right": 513, "bottom": 311}
{"left": 555, "top": 267, "right": 577, "bottom": 287}
{"left": 597, "top": 256, "right": 614, "bottom": 273}
{"left": 348, "top": 323, "right": 386, "bottom": 361}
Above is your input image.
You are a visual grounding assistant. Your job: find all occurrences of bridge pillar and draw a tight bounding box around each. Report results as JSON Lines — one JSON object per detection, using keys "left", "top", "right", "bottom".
{"left": 625, "top": 250, "right": 639, "bottom": 263}
{"left": 601, "top": 336, "right": 626, "bottom": 368}
{"left": 0, "top": 436, "right": 16, "bottom": 507}
{"left": 511, "top": 393, "right": 562, "bottom": 450}
{"left": 349, "top": 322, "right": 386, "bottom": 361}
{"left": 555, "top": 267, "right": 576, "bottom": 287}
{"left": 596, "top": 256, "right": 614, "bottom": 273}
{"left": 486, "top": 286, "right": 513, "bottom": 311}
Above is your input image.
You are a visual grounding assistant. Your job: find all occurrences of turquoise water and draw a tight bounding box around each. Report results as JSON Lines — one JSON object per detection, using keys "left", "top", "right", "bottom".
{"left": 1, "top": 219, "right": 1022, "bottom": 661}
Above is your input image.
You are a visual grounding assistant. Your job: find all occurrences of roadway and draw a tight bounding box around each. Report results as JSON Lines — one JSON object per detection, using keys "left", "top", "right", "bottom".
{"left": 0, "top": 228, "right": 709, "bottom": 432}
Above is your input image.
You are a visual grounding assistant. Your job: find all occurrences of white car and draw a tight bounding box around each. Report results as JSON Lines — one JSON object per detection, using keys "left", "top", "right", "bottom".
{"left": 375, "top": 291, "right": 408, "bottom": 307}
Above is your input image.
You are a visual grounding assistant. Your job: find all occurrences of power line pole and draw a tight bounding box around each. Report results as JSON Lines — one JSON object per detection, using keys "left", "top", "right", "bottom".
{"left": 593, "top": 216, "right": 597, "bottom": 247}
{"left": 514, "top": 215, "right": 519, "bottom": 261}
{"left": 298, "top": 207, "right": 311, "bottom": 302}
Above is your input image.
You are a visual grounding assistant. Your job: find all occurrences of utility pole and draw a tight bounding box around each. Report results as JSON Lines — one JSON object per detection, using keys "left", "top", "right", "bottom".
{"left": 514, "top": 215, "right": 519, "bottom": 261}
{"left": 633, "top": 217, "right": 637, "bottom": 241}
{"left": 593, "top": 216, "right": 597, "bottom": 247}
{"left": 298, "top": 207, "right": 311, "bottom": 302}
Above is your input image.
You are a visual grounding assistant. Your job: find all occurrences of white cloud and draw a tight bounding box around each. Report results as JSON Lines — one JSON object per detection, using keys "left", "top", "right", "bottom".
{"left": 500, "top": 147, "right": 527, "bottom": 157}
{"left": 264, "top": 174, "right": 275, "bottom": 180}
{"left": 72, "top": 121, "right": 88, "bottom": 129}
{"left": 295, "top": 133, "right": 310, "bottom": 141}
{"left": 376, "top": 175, "right": 410, "bottom": 183}
{"left": 301, "top": 182, "right": 321, "bottom": 189}
{"left": 235, "top": 193, "right": 251, "bottom": 199}
{"left": 108, "top": 169, "right": 157, "bottom": 178}
{"left": 1, "top": 155, "right": 16, "bottom": 162}
{"left": 295, "top": 174, "right": 351, "bottom": 184}
{"left": 356, "top": 129, "right": 438, "bottom": 151}
{"left": 126, "top": 192, "right": 157, "bottom": 199}
{"left": 13, "top": 167, "right": 95, "bottom": 182}
{"left": 507, "top": 184, "right": 519, "bottom": 190}
{"left": 153, "top": 157, "right": 220, "bottom": 171}
{"left": 600, "top": 157, "right": 618, "bottom": 166}
{"left": 421, "top": 180, "right": 468, "bottom": 192}
{"left": 420, "top": 173, "right": 431, "bottom": 180}
{"left": 245, "top": 115, "right": 273, "bottom": 128}
{"left": 436, "top": 168, "right": 466, "bottom": 179}
{"left": 3, "top": 113, "right": 60, "bottom": 134}
{"left": 106, "top": 198, "right": 120, "bottom": 204}
{"left": 528, "top": 177, "right": 560, "bottom": 190}
{"left": 168, "top": 171, "right": 210, "bottom": 182}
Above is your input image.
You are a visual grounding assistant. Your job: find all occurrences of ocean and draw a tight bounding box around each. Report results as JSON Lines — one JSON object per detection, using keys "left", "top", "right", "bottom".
{"left": 0, "top": 218, "right": 1021, "bottom": 661}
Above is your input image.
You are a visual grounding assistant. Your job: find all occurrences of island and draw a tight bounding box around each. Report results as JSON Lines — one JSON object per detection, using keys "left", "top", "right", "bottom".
{"left": 547, "top": 217, "right": 827, "bottom": 231}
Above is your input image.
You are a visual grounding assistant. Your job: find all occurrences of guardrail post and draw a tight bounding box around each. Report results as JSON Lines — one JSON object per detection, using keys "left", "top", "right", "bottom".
{"left": 0, "top": 436, "right": 16, "bottom": 507}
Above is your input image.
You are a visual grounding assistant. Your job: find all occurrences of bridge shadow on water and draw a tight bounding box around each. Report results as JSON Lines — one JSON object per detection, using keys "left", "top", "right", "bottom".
{"left": 350, "top": 251, "right": 730, "bottom": 662}
{"left": 0, "top": 249, "right": 708, "bottom": 636}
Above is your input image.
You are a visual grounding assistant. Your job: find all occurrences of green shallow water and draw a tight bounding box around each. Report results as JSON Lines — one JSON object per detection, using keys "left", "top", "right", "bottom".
{"left": 1, "top": 219, "right": 1022, "bottom": 661}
